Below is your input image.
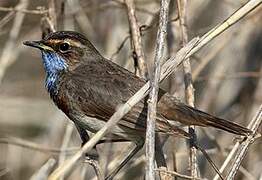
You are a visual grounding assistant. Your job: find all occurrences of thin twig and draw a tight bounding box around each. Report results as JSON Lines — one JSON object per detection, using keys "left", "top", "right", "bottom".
{"left": 213, "top": 66, "right": 262, "bottom": 180}
{"left": 239, "top": 166, "right": 257, "bottom": 180}
{"left": 0, "top": 0, "right": 29, "bottom": 85}
{"left": 146, "top": 0, "right": 170, "bottom": 179}
{"left": 68, "top": 0, "right": 94, "bottom": 37}
{"left": 213, "top": 105, "right": 261, "bottom": 180}
{"left": 155, "top": 136, "right": 172, "bottom": 180}
{"left": 58, "top": 123, "right": 74, "bottom": 180}
{"left": 41, "top": 0, "right": 58, "bottom": 41}
{"left": 188, "top": 0, "right": 261, "bottom": 57}
{"left": 48, "top": 0, "right": 57, "bottom": 31}
{"left": 194, "top": 143, "right": 225, "bottom": 180}
{"left": 192, "top": 33, "right": 231, "bottom": 81}
{"left": 155, "top": 168, "right": 202, "bottom": 180}
{"left": 84, "top": 158, "right": 105, "bottom": 180}
{"left": 0, "top": 6, "right": 48, "bottom": 15}
{"left": 225, "top": 108, "right": 262, "bottom": 179}
{"left": 195, "top": 71, "right": 262, "bottom": 82}
{"left": 110, "top": 35, "right": 130, "bottom": 59}
{"left": 177, "top": 0, "right": 199, "bottom": 178}
{"left": 85, "top": 0, "right": 155, "bottom": 15}
{"left": 30, "top": 158, "right": 57, "bottom": 180}
{"left": 0, "top": 137, "right": 79, "bottom": 154}
{"left": 0, "top": 11, "right": 15, "bottom": 29}
{"left": 124, "top": 0, "right": 148, "bottom": 79}
{"left": 110, "top": 17, "right": 179, "bottom": 60}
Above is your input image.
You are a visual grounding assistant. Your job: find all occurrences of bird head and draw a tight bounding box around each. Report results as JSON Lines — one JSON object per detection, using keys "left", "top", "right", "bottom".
{"left": 24, "top": 31, "right": 101, "bottom": 93}
{"left": 23, "top": 31, "right": 100, "bottom": 75}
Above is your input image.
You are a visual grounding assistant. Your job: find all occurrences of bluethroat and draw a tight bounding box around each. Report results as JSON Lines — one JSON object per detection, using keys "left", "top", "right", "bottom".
{"left": 24, "top": 31, "right": 251, "bottom": 179}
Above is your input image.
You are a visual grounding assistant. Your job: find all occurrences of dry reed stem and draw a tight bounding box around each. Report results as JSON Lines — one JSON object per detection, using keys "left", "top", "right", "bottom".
{"left": 185, "top": 0, "right": 261, "bottom": 58}
{"left": 47, "top": 0, "right": 57, "bottom": 30}
{"left": 177, "top": 0, "right": 199, "bottom": 178}
{"left": 146, "top": 0, "right": 170, "bottom": 179}
{"left": 84, "top": 158, "right": 104, "bottom": 180}
{"left": 213, "top": 63, "right": 262, "bottom": 179}
{"left": 58, "top": 123, "right": 74, "bottom": 180}
{"left": 155, "top": 168, "right": 202, "bottom": 180}
{"left": 226, "top": 106, "right": 262, "bottom": 178}
{"left": 67, "top": 0, "right": 94, "bottom": 37}
{"left": 196, "top": 71, "right": 262, "bottom": 82}
{"left": 0, "top": 11, "right": 15, "bottom": 29}
{"left": 0, "top": 6, "right": 48, "bottom": 15}
{"left": 30, "top": 158, "right": 57, "bottom": 180}
{"left": 0, "top": 0, "right": 28, "bottom": 85}
{"left": 124, "top": 0, "right": 148, "bottom": 79}
{"left": 0, "top": 137, "right": 79, "bottom": 154}
{"left": 192, "top": 33, "right": 231, "bottom": 81}
{"left": 213, "top": 105, "right": 262, "bottom": 180}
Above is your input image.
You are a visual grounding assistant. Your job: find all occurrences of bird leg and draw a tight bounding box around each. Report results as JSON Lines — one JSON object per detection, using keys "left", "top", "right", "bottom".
{"left": 74, "top": 123, "right": 99, "bottom": 160}
{"left": 105, "top": 139, "right": 144, "bottom": 180}
{"left": 75, "top": 123, "right": 90, "bottom": 146}
{"left": 74, "top": 122, "right": 144, "bottom": 179}
{"left": 188, "top": 128, "right": 225, "bottom": 180}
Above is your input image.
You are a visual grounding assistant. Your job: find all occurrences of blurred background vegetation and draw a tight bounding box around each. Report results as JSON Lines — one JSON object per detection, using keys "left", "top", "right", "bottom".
{"left": 0, "top": 0, "right": 261, "bottom": 179}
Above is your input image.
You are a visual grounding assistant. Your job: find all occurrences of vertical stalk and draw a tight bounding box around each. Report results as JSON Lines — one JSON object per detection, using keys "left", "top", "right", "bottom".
{"left": 146, "top": 0, "right": 170, "bottom": 179}
{"left": 177, "top": 0, "right": 199, "bottom": 178}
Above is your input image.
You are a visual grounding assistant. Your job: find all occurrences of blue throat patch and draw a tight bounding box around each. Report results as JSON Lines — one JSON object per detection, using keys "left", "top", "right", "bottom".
{"left": 41, "top": 51, "right": 68, "bottom": 94}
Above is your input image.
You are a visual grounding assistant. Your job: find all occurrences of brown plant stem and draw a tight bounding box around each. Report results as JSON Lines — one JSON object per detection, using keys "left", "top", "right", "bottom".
{"left": 177, "top": 0, "right": 199, "bottom": 178}
{"left": 124, "top": 0, "right": 148, "bottom": 79}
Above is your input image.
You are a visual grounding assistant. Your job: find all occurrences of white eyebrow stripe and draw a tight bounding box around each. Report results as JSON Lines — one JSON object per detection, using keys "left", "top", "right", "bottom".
{"left": 64, "top": 39, "right": 84, "bottom": 48}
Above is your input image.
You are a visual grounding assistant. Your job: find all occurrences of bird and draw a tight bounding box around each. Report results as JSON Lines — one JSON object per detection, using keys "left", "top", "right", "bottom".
{"left": 24, "top": 31, "right": 251, "bottom": 179}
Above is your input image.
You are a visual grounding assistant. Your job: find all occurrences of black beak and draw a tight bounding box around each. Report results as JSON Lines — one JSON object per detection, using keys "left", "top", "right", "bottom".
{"left": 23, "top": 41, "right": 42, "bottom": 49}
{"left": 23, "top": 40, "right": 53, "bottom": 51}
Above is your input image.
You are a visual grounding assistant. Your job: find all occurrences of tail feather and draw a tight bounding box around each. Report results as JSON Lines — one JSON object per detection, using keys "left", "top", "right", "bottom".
{"left": 184, "top": 107, "right": 252, "bottom": 136}
{"left": 204, "top": 115, "right": 252, "bottom": 136}
{"left": 158, "top": 94, "right": 252, "bottom": 136}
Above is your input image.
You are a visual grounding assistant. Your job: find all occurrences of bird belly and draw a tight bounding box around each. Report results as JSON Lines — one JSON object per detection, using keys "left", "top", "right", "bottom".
{"left": 71, "top": 113, "right": 141, "bottom": 141}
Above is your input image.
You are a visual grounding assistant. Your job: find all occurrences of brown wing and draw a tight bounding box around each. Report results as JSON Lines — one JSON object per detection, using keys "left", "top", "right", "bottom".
{"left": 59, "top": 56, "right": 250, "bottom": 137}
{"left": 58, "top": 57, "right": 183, "bottom": 136}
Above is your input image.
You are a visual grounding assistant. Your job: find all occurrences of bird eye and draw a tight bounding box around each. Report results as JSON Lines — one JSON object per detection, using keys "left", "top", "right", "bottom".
{"left": 59, "top": 42, "right": 70, "bottom": 52}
